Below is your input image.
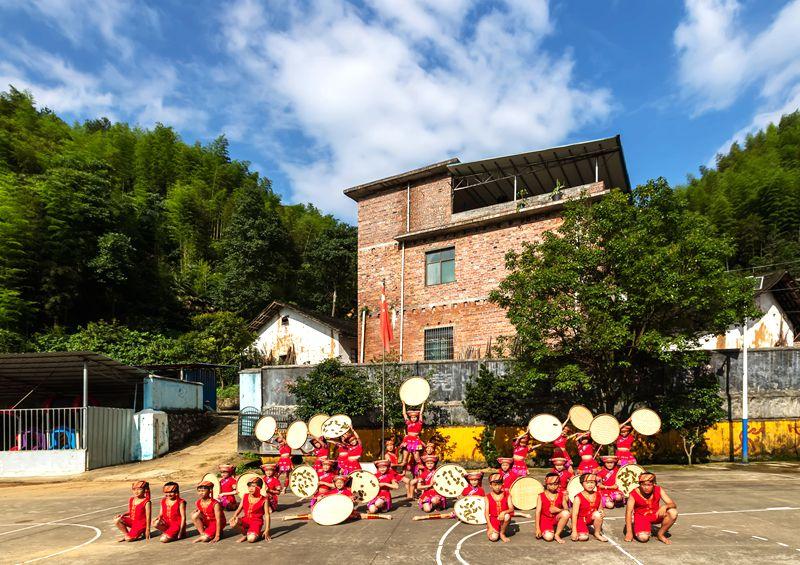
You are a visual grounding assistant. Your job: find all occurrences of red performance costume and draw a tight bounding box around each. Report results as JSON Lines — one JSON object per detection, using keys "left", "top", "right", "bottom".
{"left": 263, "top": 475, "right": 281, "bottom": 512}
{"left": 345, "top": 442, "right": 363, "bottom": 475}
{"left": 121, "top": 484, "right": 150, "bottom": 540}
{"left": 157, "top": 495, "right": 185, "bottom": 539}
{"left": 550, "top": 458, "right": 573, "bottom": 492}
{"left": 312, "top": 444, "right": 330, "bottom": 471}
{"left": 597, "top": 459, "right": 624, "bottom": 507}
{"left": 486, "top": 490, "right": 514, "bottom": 532}
{"left": 577, "top": 440, "right": 599, "bottom": 474}
{"left": 552, "top": 433, "right": 572, "bottom": 466}
{"left": 403, "top": 416, "right": 424, "bottom": 453}
{"left": 195, "top": 497, "right": 224, "bottom": 538}
{"left": 512, "top": 440, "right": 532, "bottom": 477}
{"left": 369, "top": 469, "right": 395, "bottom": 511}
{"left": 336, "top": 445, "right": 351, "bottom": 475}
{"left": 538, "top": 491, "right": 565, "bottom": 533}
{"left": 631, "top": 485, "right": 663, "bottom": 535}
{"left": 461, "top": 485, "right": 486, "bottom": 497}
{"left": 240, "top": 492, "right": 267, "bottom": 536}
{"left": 277, "top": 443, "right": 294, "bottom": 473}
{"left": 497, "top": 458, "right": 515, "bottom": 490}
{"left": 417, "top": 468, "right": 446, "bottom": 510}
{"left": 615, "top": 433, "right": 637, "bottom": 466}
{"left": 573, "top": 491, "right": 601, "bottom": 534}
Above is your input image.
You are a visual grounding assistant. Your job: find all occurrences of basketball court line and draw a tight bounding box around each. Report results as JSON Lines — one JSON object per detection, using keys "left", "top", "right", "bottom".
{"left": 0, "top": 523, "right": 101, "bottom": 564}
{"left": 0, "top": 504, "right": 123, "bottom": 537}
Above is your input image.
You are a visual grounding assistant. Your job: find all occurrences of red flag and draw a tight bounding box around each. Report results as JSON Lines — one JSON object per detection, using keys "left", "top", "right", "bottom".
{"left": 380, "top": 281, "right": 393, "bottom": 352}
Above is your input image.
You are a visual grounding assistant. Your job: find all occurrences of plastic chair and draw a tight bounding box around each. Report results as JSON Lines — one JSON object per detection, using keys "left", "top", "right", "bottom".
{"left": 49, "top": 427, "right": 77, "bottom": 449}
{"left": 16, "top": 430, "right": 47, "bottom": 450}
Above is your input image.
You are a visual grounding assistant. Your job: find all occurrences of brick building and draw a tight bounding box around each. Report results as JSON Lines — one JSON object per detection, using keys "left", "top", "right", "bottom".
{"left": 345, "top": 137, "right": 631, "bottom": 363}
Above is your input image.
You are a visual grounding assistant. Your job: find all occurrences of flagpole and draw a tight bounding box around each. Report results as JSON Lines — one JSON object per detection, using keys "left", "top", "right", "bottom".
{"left": 381, "top": 348, "right": 386, "bottom": 459}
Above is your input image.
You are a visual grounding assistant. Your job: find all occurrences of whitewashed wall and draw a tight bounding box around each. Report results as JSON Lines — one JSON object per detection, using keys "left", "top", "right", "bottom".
{"left": 252, "top": 307, "right": 352, "bottom": 364}
{"left": 0, "top": 450, "right": 86, "bottom": 477}
{"left": 698, "top": 292, "right": 795, "bottom": 349}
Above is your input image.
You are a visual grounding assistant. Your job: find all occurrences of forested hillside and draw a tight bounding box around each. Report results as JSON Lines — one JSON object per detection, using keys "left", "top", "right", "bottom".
{"left": 0, "top": 87, "right": 356, "bottom": 363}
{"left": 681, "top": 111, "right": 800, "bottom": 273}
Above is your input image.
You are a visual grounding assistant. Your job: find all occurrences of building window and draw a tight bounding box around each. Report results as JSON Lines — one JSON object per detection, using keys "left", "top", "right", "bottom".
{"left": 424, "top": 326, "right": 454, "bottom": 360}
{"left": 281, "top": 316, "right": 289, "bottom": 326}
{"left": 425, "top": 247, "right": 455, "bottom": 286}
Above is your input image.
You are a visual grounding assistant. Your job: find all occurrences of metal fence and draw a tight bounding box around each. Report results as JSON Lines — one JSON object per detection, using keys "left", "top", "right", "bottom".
{"left": 0, "top": 408, "right": 85, "bottom": 451}
{"left": 237, "top": 405, "right": 295, "bottom": 454}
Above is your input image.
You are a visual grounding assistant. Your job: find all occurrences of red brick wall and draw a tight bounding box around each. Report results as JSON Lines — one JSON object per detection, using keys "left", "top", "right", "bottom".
{"left": 355, "top": 177, "right": 604, "bottom": 362}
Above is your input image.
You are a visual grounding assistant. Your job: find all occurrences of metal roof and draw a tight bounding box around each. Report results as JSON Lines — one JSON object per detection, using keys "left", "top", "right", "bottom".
{"left": 449, "top": 135, "right": 630, "bottom": 198}
{"left": 0, "top": 352, "right": 148, "bottom": 407}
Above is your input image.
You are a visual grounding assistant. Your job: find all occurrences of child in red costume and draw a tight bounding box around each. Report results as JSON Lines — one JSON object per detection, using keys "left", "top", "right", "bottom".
{"left": 460, "top": 471, "right": 485, "bottom": 497}
{"left": 271, "top": 433, "right": 294, "bottom": 492}
{"left": 624, "top": 472, "right": 678, "bottom": 544}
{"left": 311, "top": 457, "right": 336, "bottom": 508}
{"left": 399, "top": 402, "right": 425, "bottom": 470}
{"left": 192, "top": 481, "right": 224, "bottom": 543}
{"left": 511, "top": 433, "right": 538, "bottom": 477}
{"left": 416, "top": 455, "right": 446, "bottom": 512}
{"left": 230, "top": 477, "right": 270, "bottom": 543}
{"left": 570, "top": 473, "right": 607, "bottom": 542}
{"left": 535, "top": 473, "right": 570, "bottom": 543}
{"left": 552, "top": 425, "right": 575, "bottom": 468}
{"left": 496, "top": 458, "right": 515, "bottom": 490}
{"left": 484, "top": 473, "right": 515, "bottom": 543}
{"left": 367, "top": 459, "right": 399, "bottom": 514}
{"left": 597, "top": 455, "right": 624, "bottom": 509}
{"left": 309, "top": 436, "right": 330, "bottom": 471}
{"left": 550, "top": 457, "right": 574, "bottom": 492}
{"left": 114, "top": 480, "right": 151, "bottom": 542}
{"left": 576, "top": 434, "right": 600, "bottom": 475}
{"left": 615, "top": 424, "right": 637, "bottom": 466}
{"left": 217, "top": 464, "right": 238, "bottom": 511}
{"left": 153, "top": 482, "right": 186, "bottom": 543}
{"left": 260, "top": 463, "right": 281, "bottom": 512}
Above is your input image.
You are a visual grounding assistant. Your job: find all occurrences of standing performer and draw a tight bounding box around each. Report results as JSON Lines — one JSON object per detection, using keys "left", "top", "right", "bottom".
{"left": 511, "top": 433, "right": 538, "bottom": 477}
{"left": 496, "top": 457, "right": 515, "bottom": 490}
{"left": 576, "top": 433, "right": 599, "bottom": 475}
{"left": 334, "top": 435, "right": 351, "bottom": 476}
{"left": 310, "top": 436, "right": 330, "bottom": 471}
{"left": 367, "top": 459, "right": 399, "bottom": 514}
{"left": 417, "top": 455, "right": 446, "bottom": 512}
{"left": 311, "top": 457, "right": 336, "bottom": 508}
{"left": 535, "top": 473, "right": 570, "bottom": 543}
{"left": 552, "top": 425, "right": 575, "bottom": 469}
{"left": 153, "top": 482, "right": 186, "bottom": 543}
{"left": 484, "top": 473, "right": 515, "bottom": 543}
{"left": 399, "top": 402, "right": 425, "bottom": 469}
{"left": 624, "top": 472, "right": 678, "bottom": 544}
{"left": 597, "top": 455, "right": 624, "bottom": 509}
{"left": 550, "top": 457, "right": 573, "bottom": 492}
{"left": 260, "top": 463, "right": 281, "bottom": 512}
{"left": 461, "top": 471, "right": 485, "bottom": 497}
{"left": 230, "top": 477, "right": 270, "bottom": 543}
{"left": 345, "top": 430, "right": 364, "bottom": 475}
{"left": 570, "top": 473, "right": 607, "bottom": 542}
{"left": 114, "top": 480, "right": 151, "bottom": 542}
{"left": 273, "top": 433, "right": 294, "bottom": 493}
{"left": 218, "top": 464, "right": 238, "bottom": 511}
{"left": 615, "top": 424, "right": 637, "bottom": 466}
{"left": 192, "top": 481, "right": 224, "bottom": 544}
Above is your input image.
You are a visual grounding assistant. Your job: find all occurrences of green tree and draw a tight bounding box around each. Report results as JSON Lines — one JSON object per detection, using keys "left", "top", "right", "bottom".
{"left": 490, "top": 179, "right": 756, "bottom": 415}
{"left": 288, "top": 359, "right": 378, "bottom": 421}
{"left": 297, "top": 222, "right": 357, "bottom": 317}
{"left": 660, "top": 370, "right": 726, "bottom": 465}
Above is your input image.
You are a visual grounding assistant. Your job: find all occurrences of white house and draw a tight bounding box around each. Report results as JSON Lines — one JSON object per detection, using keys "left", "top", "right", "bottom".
{"left": 248, "top": 302, "right": 357, "bottom": 365}
{"left": 698, "top": 271, "right": 800, "bottom": 350}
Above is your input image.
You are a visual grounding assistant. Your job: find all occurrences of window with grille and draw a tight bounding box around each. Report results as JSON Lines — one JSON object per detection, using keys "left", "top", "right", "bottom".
{"left": 426, "top": 247, "right": 455, "bottom": 286}
{"left": 424, "top": 326, "right": 454, "bottom": 360}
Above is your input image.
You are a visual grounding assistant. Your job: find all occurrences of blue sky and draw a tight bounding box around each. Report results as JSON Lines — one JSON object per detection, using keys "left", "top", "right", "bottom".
{"left": 2, "top": 0, "right": 799, "bottom": 222}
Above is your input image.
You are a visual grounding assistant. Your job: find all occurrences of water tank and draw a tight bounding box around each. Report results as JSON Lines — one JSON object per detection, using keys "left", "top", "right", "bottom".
{"left": 131, "top": 409, "right": 169, "bottom": 461}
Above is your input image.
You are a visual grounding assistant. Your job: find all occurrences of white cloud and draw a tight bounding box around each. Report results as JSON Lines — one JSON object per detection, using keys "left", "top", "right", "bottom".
{"left": 675, "top": 0, "right": 800, "bottom": 157}
{"left": 219, "top": 0, "right": 612, "bottom": 220}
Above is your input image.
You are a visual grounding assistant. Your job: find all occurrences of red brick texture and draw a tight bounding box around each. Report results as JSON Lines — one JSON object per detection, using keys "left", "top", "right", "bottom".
{"left": 354, "top": 176, "right": 605, "bottom": 362}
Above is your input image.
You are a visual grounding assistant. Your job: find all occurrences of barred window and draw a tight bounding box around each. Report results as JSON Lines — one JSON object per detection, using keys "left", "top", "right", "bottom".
{"left": 424, "top": 326, "right": 454, "bottom": 360}
{"left": 425, "top": 247, "right": 455, "bottom": 286}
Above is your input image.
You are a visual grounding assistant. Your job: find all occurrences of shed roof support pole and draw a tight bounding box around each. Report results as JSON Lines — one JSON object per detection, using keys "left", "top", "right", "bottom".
{"left": 513, "top": 175, "right": 517, "bottom": 201}
{"left": 82, "top": 360, "right": 88, "bottom": 451}
{"left": 595, "top": 158, "right": 599, "bottom": 183}
{"left": 742, "top": 318, "right": 749, "bottom": 464}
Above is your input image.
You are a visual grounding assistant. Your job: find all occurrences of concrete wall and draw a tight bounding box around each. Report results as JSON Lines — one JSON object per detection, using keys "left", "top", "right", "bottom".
{"left": 166, "top": 410, "right": 213, "bottom": 449}
{"left": 239, "top": 370, "right": 262, "bottom": 410}
{"left": 143, "top": 376, "right": 203, "bottom": 411}
{"left": 249, "top": 350, "right": 800, "bottom": 423}
{"left": 252, "top": 306, "right": 354, "bottom": 365}
{"left": 699, "top": 292, "right": 796, "bottom": 349}
{"left": 0, "top": 449, "right": 86, "bottom": 477}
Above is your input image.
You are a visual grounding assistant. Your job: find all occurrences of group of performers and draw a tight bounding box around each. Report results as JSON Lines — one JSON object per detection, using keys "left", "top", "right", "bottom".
{"left": 114, "top": 405, "right": 678, "bottom": 545}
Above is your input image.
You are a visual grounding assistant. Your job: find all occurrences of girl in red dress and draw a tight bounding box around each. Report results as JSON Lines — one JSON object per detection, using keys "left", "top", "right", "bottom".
{"left": 484, "top": 473, "right": 515, "bottom": 542}
{"left": 230, "top": 477, "right": 270, "bottom": 543}
{"left": 511, "top": 433, "right": 539, "bottom": 477}
{"left": 576, "top": 434, "right": 600, "bottom": 475}
{"left": 272, "top": 433, "right": 294, "bottom": 492}
{"left": 570, "top": 473, "right": 607, "bottom": 542}
{"left": 460, "top": 471, "right": 485, "bottom": 497}
{"left": 535, "top": 473, "right": 570, "bottom": 543}
{"left": 153, "top": 482, "right": 186, "bottom": 543}
{"left": 597, "top": 455, "right": 624, "bottom": 509}
{"left": 260, "top": 463, "right": 281, "bottom": 512}
{"left": 399, "top": 402, "right": 425, "bottom": 470}
{"left": 416, "top": 455, "right": 445, "bottom": 512}
{"left": 217, "top": 464, "right": 238, "bottom": 511}
{"left": 624, "top": 472, "right": 678, "bottom": 544}
{"left": 552, "top": 425, "right": 576, "bottom": 469}
{"left": 550, "top": 457, "right": 574, "bottom": 492}
{"left": 311, "top": 457, "right": 336, "bottom": 508}
{"left": 309, "top": 436, "right": 330, "bottom": 471}
{"left": 496, "top": 458, "right": 515, "bottom": 490}
{"left": 192, "top": 481, "right": 224, "bottom": 543}
{"left": 115, "top": 480, "right": 151, "bottom": 542}
{"left": 615, "top": 424, "right": 637, "bottom": 466}
{"left": 367, "top": 459, "right": 399, "bottom": 514}
{"left": 345, "top": 430, "right": 364, "bottom": 475}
